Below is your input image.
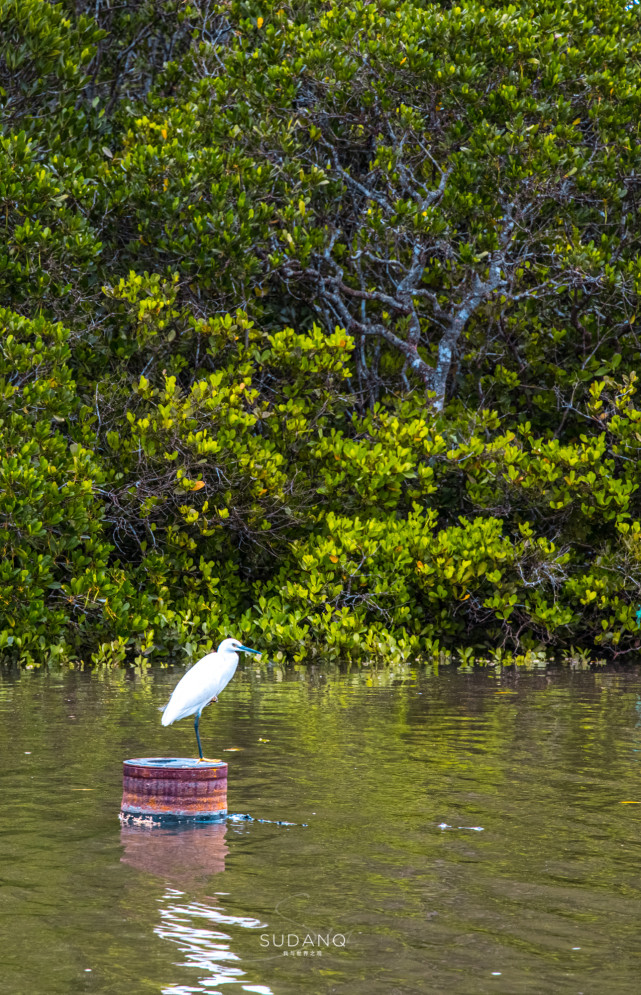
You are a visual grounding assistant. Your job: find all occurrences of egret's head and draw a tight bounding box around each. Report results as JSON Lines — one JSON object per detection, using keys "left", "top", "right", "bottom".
{"left": 219, "top": 637, "right": 261, "bottom": 656}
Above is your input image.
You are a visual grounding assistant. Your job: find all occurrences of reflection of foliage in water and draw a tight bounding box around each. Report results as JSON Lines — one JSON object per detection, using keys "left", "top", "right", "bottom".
{"left": 1, "top": 666, "right": 641, "bottom": 992}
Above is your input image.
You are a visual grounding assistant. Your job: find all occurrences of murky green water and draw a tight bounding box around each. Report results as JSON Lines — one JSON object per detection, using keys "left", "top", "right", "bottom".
{"left": 1, "top": 663, "right": 641, "bottom": 994}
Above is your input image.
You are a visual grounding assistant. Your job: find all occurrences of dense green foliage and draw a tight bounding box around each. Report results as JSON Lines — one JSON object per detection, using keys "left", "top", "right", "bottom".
{"left": 3, "top": 0, "right": 641, "bottom": 664}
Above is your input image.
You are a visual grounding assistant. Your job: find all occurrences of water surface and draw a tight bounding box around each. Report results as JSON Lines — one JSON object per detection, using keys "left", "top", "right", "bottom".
{"left": 1, "top": 663, "right": 640, "bottom": 993}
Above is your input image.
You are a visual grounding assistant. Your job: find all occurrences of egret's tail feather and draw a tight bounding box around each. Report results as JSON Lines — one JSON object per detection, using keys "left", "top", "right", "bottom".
{"left": 161, "top": 704, "right": 175, "bottom": 726}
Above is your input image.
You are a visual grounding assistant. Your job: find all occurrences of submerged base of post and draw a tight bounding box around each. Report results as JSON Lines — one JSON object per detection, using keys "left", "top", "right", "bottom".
{"left": 121, "top": 758, "right": 228, "bottom": 823}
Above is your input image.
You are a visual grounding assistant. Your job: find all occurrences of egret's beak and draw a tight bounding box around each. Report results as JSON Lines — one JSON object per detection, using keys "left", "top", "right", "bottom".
{"left": 238, "top": 645, "right": 261, "bottom": 655}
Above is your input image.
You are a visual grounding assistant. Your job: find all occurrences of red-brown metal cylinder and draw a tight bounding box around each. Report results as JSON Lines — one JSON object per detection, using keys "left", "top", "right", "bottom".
{"left": 121, "top": 758, "right": 228, "bottom": 822}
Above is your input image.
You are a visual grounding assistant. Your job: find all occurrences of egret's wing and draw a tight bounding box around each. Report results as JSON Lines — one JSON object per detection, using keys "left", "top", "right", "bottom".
{"left": 161, "top": 655, "right": 221, "bottom": 725}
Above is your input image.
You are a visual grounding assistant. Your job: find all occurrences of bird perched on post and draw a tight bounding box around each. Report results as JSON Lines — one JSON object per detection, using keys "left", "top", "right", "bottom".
{"left": 161, "top": 638, "right": 261, "bottom": 759}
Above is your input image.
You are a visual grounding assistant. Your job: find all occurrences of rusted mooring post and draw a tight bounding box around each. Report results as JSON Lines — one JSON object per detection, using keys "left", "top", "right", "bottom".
{"left": 120, "top": 758, "right": 228, "bottom": 823}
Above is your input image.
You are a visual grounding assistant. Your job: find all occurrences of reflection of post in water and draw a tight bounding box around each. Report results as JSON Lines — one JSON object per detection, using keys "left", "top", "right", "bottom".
{"left": 120, "top": 823, "right": 272, "bottom": 992}
{"left": 120, "top": 821, "right": 229, "bottom": 885}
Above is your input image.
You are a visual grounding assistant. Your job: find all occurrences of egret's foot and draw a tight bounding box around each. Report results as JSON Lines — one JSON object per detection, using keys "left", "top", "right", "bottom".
{"left": 208, "top": 696, "right": 218, "bottom": 706}
{"left": 197, "top": 756, "right": 222, "bottom": 764}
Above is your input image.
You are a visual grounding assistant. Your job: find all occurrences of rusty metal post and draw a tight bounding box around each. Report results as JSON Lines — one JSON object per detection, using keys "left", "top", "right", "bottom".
{"left": 120, "top": 758, "right": 228, "bottom": 823}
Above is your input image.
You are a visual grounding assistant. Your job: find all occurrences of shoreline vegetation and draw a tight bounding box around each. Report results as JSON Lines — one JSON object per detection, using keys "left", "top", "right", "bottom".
{"left": 3, "top": 0, "right": 641, "bottom": 666}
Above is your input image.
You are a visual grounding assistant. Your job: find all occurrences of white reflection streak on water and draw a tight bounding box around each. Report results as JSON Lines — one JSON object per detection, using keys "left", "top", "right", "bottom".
{"left": 158, "top": 887, "right": 273, "bottom": 995}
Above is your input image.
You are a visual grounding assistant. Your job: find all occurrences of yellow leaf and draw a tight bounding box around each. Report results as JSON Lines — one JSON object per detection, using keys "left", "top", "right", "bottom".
{"left": 330, "top": 555, "right": 338, "bottom": 563}
{"left": 400, "top": 57, "right": 407, "bottom": 65}
{"left": 191, "top": 481, "right": 206, "bottom": 491}
{"left": 257, "top": 16, "right": 264, "bottom": 28}
{"left": 163, "top": 177, "right": 169, "bottom": 190}
{"left": 572, "top": 117, "right": 581, "bottom": 126}
{"left": 416, "top": 560, "right": 424, "bottom": 569}
{"left": 161, "top": 127, "right": 167, "bottom": 140}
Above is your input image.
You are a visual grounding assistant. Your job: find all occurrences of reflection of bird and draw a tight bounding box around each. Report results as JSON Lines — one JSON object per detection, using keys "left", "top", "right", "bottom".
{"left": 161, "top": 638, "right": 260, "bottom": 759}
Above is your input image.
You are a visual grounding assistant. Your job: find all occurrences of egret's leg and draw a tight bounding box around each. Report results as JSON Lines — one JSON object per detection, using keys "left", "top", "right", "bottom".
{"left": 194, "top": 709, "right": 221, "bottom": 763}
{"left": 194, "top": 712, "right": 204, "bottom": 760}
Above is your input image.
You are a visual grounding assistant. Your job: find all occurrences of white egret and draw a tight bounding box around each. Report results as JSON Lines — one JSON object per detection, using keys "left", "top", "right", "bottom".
{"left": 161, "top": 638, "right": 261, "bottom": 759}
